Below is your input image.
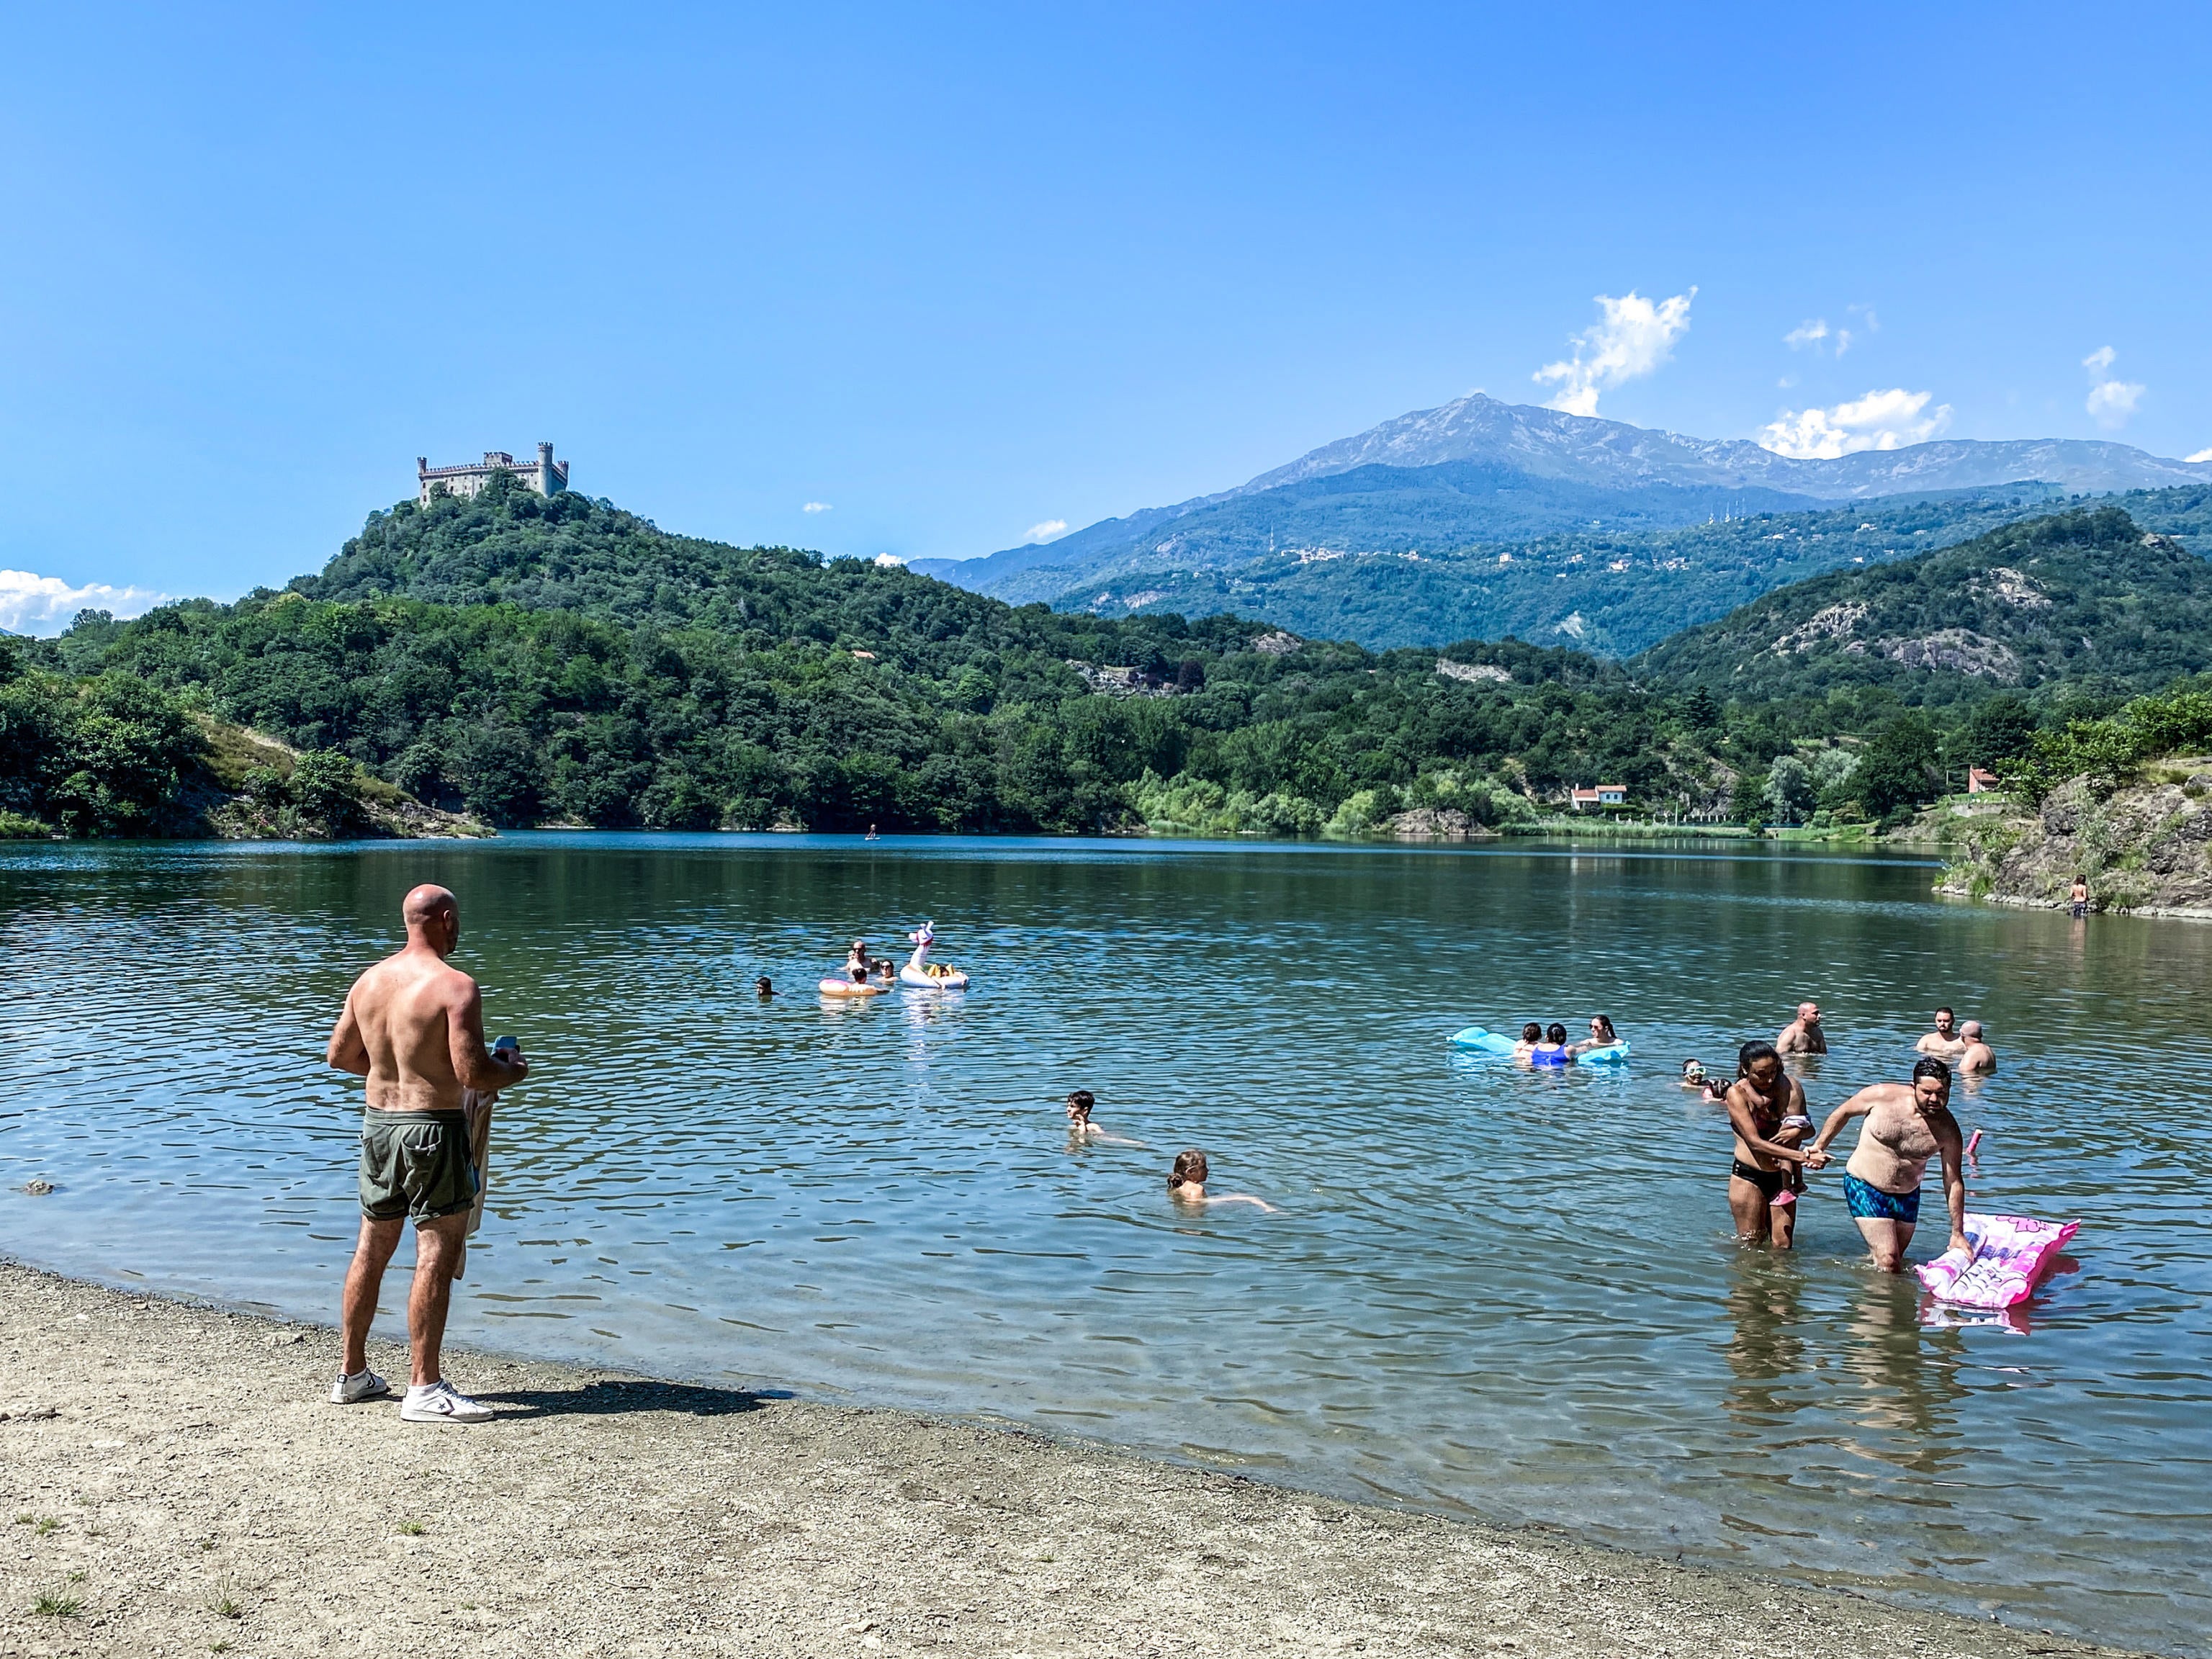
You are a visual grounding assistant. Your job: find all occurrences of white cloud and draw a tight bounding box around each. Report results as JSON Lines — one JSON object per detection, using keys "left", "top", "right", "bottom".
{"left": 1758, "top": 388, "right": 1953, "bottom": 459}
{"left": 0, "top": 570, "right": 171, "bottom": 637}
{"left": 1023, "top": 519, "right": 1069, "bottom": 542}
{"left": 2081, "top": 346, "right": 2144, "bottom": 428}
{"left": 802, "top": 501, "right": 832, "bottom": 513}
{"left": 1784, "top": 318, "right": 1852, "bottom": 357}
{"left": 2087, "top": 379, "right": 2146, "bottom": 426}
{"left": 873, "top": 553, "right": 905, "bottom": 567}
{"left": 2188, "top": 447, "right": 2212, "bottom": 464}
{"left": 1532, "top": 288, "right": 1695, "bottom": 416}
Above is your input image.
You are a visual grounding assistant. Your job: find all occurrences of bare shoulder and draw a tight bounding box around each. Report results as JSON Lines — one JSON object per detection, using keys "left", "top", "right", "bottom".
{"left": 433, "top": 962, "right": 482, "bottom": 1007}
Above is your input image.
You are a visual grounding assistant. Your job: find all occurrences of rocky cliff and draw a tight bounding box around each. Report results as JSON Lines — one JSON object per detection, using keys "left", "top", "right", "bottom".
{"left": 1937, "top": 761, "right": 2212, "bottom": 917}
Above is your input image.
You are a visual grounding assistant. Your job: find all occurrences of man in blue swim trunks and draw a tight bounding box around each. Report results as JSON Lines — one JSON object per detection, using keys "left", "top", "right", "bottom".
{"left": 1804, "top": 1057, "right": 1970, "bottom": 1272}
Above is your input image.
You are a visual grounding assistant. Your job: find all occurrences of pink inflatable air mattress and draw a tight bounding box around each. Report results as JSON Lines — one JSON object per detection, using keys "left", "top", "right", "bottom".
{"left": 1915, "top": 1212, "right": 2079, "bottom": 1309}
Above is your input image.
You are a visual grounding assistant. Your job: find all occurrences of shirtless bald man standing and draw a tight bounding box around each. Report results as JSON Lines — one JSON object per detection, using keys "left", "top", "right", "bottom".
{"left": 1776, "top": 1002, "right": 1827, "bottom": 1055}
{"left": 325, "top": 884, "right": 529, "bottom": 1421}
{"left": 1805, "top": 1057, "right": 1969, "bottom": 1272}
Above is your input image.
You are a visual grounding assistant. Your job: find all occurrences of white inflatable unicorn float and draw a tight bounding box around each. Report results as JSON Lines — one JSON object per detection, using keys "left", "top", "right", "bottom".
{"left": 900, "top": 920, "right": 969, "bottom": 989}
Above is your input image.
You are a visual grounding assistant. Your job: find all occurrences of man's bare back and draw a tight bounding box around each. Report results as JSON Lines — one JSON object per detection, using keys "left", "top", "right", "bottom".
{"left": 333, "top": 950, "right": 496, "bottom": 1112}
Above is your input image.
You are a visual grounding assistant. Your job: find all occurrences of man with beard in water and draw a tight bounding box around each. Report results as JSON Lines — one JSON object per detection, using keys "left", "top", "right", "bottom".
{"left": 1806, "top": 1057, "right": 1971, "bottom": 1272}
{"left": 324, "top": 884, "right": 530, "bottom": 1421}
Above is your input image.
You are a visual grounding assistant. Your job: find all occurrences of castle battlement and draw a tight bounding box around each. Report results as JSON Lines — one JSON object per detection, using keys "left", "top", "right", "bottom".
{"left": 417, "top": 442, "right": 569, "bottom": 506}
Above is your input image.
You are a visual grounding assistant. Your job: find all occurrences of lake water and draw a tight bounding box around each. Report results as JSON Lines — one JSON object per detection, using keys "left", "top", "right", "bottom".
{"left": 3, "top": 833, "right": 2207, "bottom": 1653}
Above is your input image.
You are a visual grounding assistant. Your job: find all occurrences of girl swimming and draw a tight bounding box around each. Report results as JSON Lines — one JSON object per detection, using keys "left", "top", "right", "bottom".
{"left": 1167, "top": 1150, "right": 1277, "bottom": 1212}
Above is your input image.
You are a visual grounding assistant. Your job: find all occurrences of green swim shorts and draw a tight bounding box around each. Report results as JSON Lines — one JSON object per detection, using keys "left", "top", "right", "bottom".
{"left": 358, "top": 1110, "right": 477, "bottom": 1224}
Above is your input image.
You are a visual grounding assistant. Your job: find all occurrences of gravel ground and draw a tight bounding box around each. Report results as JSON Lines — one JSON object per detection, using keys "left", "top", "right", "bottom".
{"left": 0, "top": 1259, "right": 2150, "bottom": 1659}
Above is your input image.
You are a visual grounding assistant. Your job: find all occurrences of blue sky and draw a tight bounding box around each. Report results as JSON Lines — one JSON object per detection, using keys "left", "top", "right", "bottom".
{"left": 2, "top": 2, "right": 2207, "bottom": 626}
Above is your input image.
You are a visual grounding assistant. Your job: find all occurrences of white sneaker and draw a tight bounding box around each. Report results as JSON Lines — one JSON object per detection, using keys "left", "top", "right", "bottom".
{"left": 331, "top": 1367, "right": 390, "bottom": 1404}
{"left": 400, "top": 1380, "right": 493, "bottom": 1424}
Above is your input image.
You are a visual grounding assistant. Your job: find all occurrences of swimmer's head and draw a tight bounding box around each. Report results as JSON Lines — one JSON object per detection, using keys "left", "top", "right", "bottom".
{"left": 1797, "top": 1001, "right": 1820, "bottom": 1022}
{"left": 1170, "top": 1149, "right": 1208, "bottom": 1192}
{"left": 1933, "top": 1007, "right": 1956, "bottom": 1032}
{"left": 1545, "top": 1023, "right": 1568, "bottom": 1046}
{"left": 1681, "top": 1060, "right": 1706, "bottom": 1082}
{"left": 1911, "top": 1056, "right": 1952, "bottom": 1107}
{"left": 1588, "top": 1014, "right": 1616, "bottom": 1040}
{"left": 1066, "top": 1089, "right": 1095, "bottom": 1123}
{"left": 1961, "top": 1020, "right": 1984, "bottom": 1040}
{"left": 1521, "top": 1022, "right": 1542, "bottom": 1043}
{"left": 755, "top": 976, "right": 773, "bottom": 995}
{"left": 1737, "top": 1039, "right": 1781, "bottom": 1082}
{"left": 849, "top": 966, "right": 868, "bottom": 983}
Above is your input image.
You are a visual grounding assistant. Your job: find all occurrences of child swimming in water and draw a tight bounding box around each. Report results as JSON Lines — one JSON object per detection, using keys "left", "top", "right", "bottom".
{"left": 1529, "top": 1022, "right": 1570, "bottom": 1066}
{"left": 1512, "top": 1022, "right": 1543, "bottom": 1059}
{"left": 1680, "top": 1059, "right": 1727, "bottom": 1103}
{"left": 1168, "top": 1150, "right": 1277, "bottom": 1212}
{"left": 1065, "top": 1089, "right": 1148, "bottom": 1148}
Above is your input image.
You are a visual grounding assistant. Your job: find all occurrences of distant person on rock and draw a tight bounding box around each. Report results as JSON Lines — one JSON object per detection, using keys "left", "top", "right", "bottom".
{"left": 324, "top": 884, "right": 529, "bottom": 1423}
{"left": 1957, "top": 1021, "right": 1996, "bottom": 1074}
{"left": 1805, "top": 1057, "right": 1970, "bottom": 1273}
{"left": 1916, "top": 1008, "right": 1966, "bottom": 1059}
{"left": 1776, "top": 1002, "right": 1826, "bottom": 1055}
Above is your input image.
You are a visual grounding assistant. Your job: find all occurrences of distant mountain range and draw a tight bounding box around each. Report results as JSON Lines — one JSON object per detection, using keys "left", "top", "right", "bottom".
{"left": 911, "top": 393, "right": 2212, "bottom": 651}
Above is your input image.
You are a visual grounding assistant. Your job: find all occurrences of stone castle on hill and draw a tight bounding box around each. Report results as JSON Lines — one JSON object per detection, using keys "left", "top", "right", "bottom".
{"left": 417, "top": 442, "right": 569, "bottom": 506}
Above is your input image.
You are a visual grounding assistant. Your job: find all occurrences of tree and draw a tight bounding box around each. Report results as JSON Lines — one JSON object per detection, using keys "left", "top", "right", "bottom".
{"left": 1683, "top": 686, "right": 1723, "bottom": 733}
{"left": 1856, "top": 712, "right": 1943, "bottom": 822}
{"left": 1765, "top": 754, "right": 1815, "bottom": 825}
{"left": 1728, "top": 768, "right": 1768, "bottom": 830}
{"left": 1964, "top": 693, "right": 2038, "bottom": 768}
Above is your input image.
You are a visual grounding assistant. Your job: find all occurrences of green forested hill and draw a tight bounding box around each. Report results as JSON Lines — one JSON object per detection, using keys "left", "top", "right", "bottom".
{"left": 26, "top": 483, "right": 1723, "bottom": 835}
{"left": 1634, "top": 506, "right": 2212, "bottom": 707}
{"left": 20, "top": 487, "right": 2212, "bottom": 845}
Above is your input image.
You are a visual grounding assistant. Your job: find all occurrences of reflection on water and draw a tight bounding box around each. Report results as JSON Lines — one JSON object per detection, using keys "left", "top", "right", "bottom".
{"left": 3, "top": 832, "right": 2209, "bottom": 1654}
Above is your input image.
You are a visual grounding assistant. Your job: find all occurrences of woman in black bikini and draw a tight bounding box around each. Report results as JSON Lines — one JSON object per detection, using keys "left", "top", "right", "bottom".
{"left": 1724, "top": 1040, "right": 1825, "bottom": 1249}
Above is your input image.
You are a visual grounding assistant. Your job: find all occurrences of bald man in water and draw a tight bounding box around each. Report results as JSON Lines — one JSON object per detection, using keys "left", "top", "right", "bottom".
{"left": 325, "top": 884, "right": 529, "bottom": 1422}
{"left": 1776, "top": 1002, "right": 1827, "bottom": 1055}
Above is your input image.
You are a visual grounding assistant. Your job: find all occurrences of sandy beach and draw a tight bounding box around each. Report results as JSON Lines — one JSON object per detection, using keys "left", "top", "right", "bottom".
{"left": 0, "top": 1260, "right": 2149, "bottom": 1659}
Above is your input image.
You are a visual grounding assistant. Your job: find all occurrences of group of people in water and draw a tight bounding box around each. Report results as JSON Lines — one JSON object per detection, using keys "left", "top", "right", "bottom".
{"left": 1491, "top": 997, "right": 1998, "bottom": 1272}
{"left": 1507, "top": 1014, "right": 1620, "bottom": 1064}
{"left": 1686, "top": 1001, "right": 1997, "bottom": 1271}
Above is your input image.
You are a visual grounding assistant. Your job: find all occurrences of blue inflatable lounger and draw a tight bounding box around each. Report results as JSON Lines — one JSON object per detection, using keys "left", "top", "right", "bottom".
{"left": 1450, "top": 1026, "right": 1631, "bottom": 1066}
